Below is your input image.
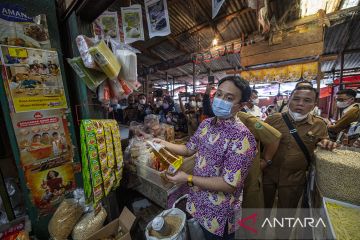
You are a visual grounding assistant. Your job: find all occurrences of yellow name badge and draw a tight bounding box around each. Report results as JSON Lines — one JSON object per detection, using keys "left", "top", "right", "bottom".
{"left": 8, "top": 48, "right": 28, "bottom": 58}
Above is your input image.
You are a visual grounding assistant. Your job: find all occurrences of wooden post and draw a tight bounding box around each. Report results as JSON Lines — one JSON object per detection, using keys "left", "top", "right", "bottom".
{"left": 328, "top": 71, "right": 335, "bottom": 118}
{"left": 192, "top": 61, "right": 196, "bottom": 94}
{"left": 172, "top": 76, "right": 175, "bottom": 97}
{"left": 339, "top": 52, "right": 344, "bottom": 90}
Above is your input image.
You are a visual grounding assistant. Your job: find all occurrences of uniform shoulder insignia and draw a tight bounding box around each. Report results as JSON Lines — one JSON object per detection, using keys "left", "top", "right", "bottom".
{"left": 254, "top": 122, "right": 264, "bottom": 129}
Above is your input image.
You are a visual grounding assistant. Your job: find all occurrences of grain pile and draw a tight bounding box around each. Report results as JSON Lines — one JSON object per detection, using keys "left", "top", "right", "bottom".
{"left": 149, "top": 215, "right": 182, "bottom": 239}
{"left": 72, "top": 206, "right": 107, "bottom": 240}
{"left": 316, "top": 149, "right": 360, "bottom": 205}
{"left": 325, "top": 202, "right": 360, "bottom": 240}
{"left": 48, "top": 199, "right": 84, "bottom": 240}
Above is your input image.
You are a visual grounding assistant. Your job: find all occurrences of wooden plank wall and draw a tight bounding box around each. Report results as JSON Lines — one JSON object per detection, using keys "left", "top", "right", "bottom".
{"left": 240, "top": 25, "right": 324, "bottom": 67}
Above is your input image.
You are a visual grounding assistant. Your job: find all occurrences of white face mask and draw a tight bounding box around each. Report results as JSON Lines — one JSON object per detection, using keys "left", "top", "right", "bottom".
{"left": 139, "top": 99, "right": 146, "bottom": 105}
{"left": 190, "top": 101, "right": 196, "bottom": 108}
{"left": 336, "top": 100, "right": 351, "bottom": 109}
{"left": 197, "top": 102, "right": 203, "bottom": 108}
{"left": 289, "top": 109, "right": 309, "bottom": 122}
{"left": 252, "top": 98, "right": 259, "bottom": 105}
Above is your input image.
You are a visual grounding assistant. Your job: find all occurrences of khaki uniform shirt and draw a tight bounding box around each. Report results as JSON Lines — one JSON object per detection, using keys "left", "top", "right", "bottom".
{"left": 264, "top": 112, "right": 328, "bottom": 186}
{"left": 237, "top": 112, "right": 282, "bottom": 191}
{"left": 328, "top": 103, "right": 360, "bottom": 134}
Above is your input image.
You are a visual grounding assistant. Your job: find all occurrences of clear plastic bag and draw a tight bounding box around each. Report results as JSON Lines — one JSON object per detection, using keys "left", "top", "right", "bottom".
{"left": 71, "top": 206, "right": 107, "bottom": 240}
{"left": 48, "top": 198, "right": 84, "bottom": 240}
{"left": 75, "top": 35, "right": 100, "bottom": 70}
{"left": 115, "top": 49, "right": 137, "bottom": 82}
{"left": 108, "top": 78, "right": 125, "bottom": 101}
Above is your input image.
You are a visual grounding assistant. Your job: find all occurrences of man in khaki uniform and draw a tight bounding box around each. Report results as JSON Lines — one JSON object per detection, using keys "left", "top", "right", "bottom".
{"left": 264, "top": 86, "right": 336, "bottom": 209}
{"left": 237, "top": 111, "right": 281, "bottom": 208}
{"left": 328, "top": 89, "right": 360, "bottom": 134}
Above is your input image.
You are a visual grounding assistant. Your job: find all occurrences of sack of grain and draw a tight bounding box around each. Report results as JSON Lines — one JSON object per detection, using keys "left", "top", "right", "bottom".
{"left": 315, "top": 149, "right": 360, "bottom": 205}
{"left": 48, "top": 199, "right": 84, "bottom": 240}
{"left": 145, "top": 208, "right": 186, "bottom": 240}
{"left": 72, "top": 206, "right": 107, "bottom": 240}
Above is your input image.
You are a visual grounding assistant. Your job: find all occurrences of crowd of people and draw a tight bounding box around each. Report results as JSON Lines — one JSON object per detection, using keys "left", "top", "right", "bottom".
{"left": 112, "top": 76, "right": 359, "bottom": 240}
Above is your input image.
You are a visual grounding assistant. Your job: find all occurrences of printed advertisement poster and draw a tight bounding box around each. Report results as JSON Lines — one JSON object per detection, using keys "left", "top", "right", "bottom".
{"left": 24, "top": 161, "right": 75, "bottom": 215}
{"left": 11, "top": 110, "right": 73, "bottom": 166}
{"left": 145, "top": 0, "right": 171, "bottom": 38}
{"left": 0, "top": 3, "right": 51, "bottom": 49}
{"left": 212, "top": 0, "right": 225, "bottom": 19}
{"left": 0, "top": 45, "right": 68, "bottom": 112}
{"left": 92, "top": 11, "right": 121, "bottom": 42}
{"left": 121, "top": 4, "right": 144, "bottom": 44}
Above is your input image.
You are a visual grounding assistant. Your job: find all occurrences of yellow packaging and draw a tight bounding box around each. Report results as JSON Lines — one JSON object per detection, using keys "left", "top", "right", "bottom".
{"left": 89, "top": 40, "right": 121, "bottom": 79}
{"left": 147, "top": 141, "right": 183, "bottom": 175}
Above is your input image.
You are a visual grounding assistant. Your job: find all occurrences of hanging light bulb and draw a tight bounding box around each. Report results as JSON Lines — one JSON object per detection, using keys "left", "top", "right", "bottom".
{"left": 212, "top": 38, "right": 218, "bottom": 46}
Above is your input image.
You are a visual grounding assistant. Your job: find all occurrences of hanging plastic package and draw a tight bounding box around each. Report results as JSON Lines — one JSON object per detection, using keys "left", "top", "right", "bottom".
{"left": 89, "top": 40, "right": 121, "bottom": 79}
{"left": 115, "top": 49, "right": 137, "bottom": 82}
{"left": 108, "top": 78, "right": 125, "bottom": 100}
{"left": 126, "top": 79, "right": 142, "bottom": 91}
{"left": 67, "top": 57, "right": 107, "bottom": 92}
{"left": 98, "top": 80, "right": 111, "bottom": 104}
{"left": 118, "top": 78, "right": 133, "bottom": 96}
{"left": 75, "top": 35, "right": 100, "bottom": 70}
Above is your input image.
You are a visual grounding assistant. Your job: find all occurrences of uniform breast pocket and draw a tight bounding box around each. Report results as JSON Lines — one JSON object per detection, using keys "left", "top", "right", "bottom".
{"left": 302, "top": 132, "right": 318, "bottom": 149}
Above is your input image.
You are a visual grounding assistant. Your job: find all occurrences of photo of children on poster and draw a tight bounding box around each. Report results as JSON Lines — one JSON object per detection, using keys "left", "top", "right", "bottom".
{"left": 11, "top": 110, "right": 73, "bottom": 166}
{"left": 0, "top": 45, "right": 68, "bottom": 112}
{"left": 24, "top": 161, "right": 75, "bottom": 215}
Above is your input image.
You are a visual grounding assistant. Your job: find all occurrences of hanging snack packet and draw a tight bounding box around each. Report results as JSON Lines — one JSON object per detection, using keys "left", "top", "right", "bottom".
{"left": 67, "top": 57, "right": 107, "bottom": 92}
{"left": 89, "top": 40, "right": 121, "bottom": 79}
{"left": 108, "top": 78, "right": 125, "bottom": 100}
{"left": 80, "top": 120, "right": 104, "bottom": 206}
{"left": 75, "top": 35, "right": 100, "bottom": 70}
{"left": 118, "top": 78, "right": 133, "bottom": 96}
{"left": 98, "top": 80, "right": 111, "bottom": 104}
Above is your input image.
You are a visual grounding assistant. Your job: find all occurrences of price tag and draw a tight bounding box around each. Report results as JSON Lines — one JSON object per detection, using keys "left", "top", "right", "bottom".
{"left": 8, "top": 47, "right": 28, "bottom": 58}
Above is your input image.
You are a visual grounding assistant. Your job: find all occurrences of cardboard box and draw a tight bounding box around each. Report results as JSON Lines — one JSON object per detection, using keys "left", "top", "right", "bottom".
{"left": 87, "top": 207, "right": 136, "bottom": 240}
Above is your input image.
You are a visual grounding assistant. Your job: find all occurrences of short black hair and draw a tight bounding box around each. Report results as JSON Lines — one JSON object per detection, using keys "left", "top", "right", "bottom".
{"left": 291, "top": 86, "right": 318, "bottom": 99}
{"left": 295, "top": 80, "right": 312, "bottom": 88}
{"left": 336, "top": 89, "right": 356, "bottom": 98}
{"left": 218, "top": 76, "right": 251, "bottom": 102}
{"left": 252, "top": 89, "right": 258, "bottom": 95}
{"left": 138, "top": 93, "right": 146, "bottom": 98}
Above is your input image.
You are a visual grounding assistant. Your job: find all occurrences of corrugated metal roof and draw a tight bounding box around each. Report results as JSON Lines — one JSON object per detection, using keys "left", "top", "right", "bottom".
{"left": 322, "top": 14, "right": 360, "bottom": 72}
{"left": 323, "top": 14, "right": 360, "bottom": 54}
{"left": 321, "top": 53, "right": 360, "bottom": 72}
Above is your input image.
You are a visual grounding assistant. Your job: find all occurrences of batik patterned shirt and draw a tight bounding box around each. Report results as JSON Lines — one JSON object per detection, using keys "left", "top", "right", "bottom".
{"left": 185, "top": 116, "right": 257, "bottom": 236}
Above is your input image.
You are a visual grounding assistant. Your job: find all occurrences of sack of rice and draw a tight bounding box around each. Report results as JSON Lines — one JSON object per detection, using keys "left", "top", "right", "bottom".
{"left": 315, "top": 149, "right": 360, "bottom": 205}
{"left": 72, "top": 206, "right": 107, "bottom": 240}
{"left": 48, "top": 199, "right": 84, "bottom": 240}
{"left": 145, "top": 208, "right": 186, "bottom": 240}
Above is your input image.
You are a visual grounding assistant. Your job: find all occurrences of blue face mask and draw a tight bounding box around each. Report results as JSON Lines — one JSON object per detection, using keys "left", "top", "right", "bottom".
{"left": 211, "top": 97, "right": 234, "bottom": 118}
